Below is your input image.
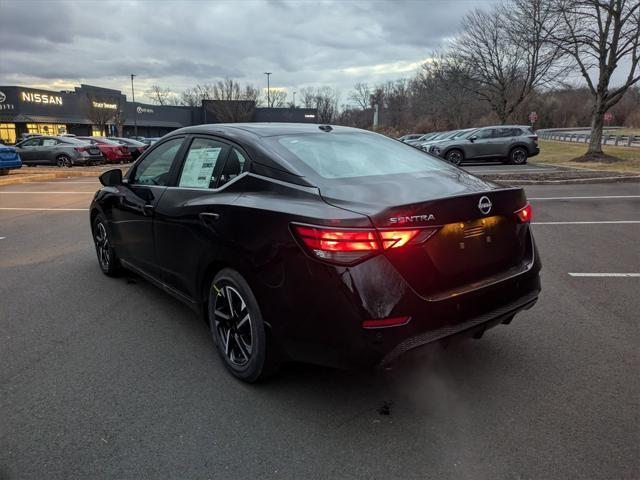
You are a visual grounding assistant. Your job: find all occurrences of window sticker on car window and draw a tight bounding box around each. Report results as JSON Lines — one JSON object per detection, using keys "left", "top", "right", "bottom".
{"left": 42, "top": 139, "right": 56, "bottom": 146}
{"left": 179, "top": 147, "right": 222, "bottom": 188}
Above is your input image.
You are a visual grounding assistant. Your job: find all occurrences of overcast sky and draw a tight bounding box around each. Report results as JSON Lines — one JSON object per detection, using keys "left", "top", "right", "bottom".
{"left": 0, "top": 0, "right": 498, "bottom": 104}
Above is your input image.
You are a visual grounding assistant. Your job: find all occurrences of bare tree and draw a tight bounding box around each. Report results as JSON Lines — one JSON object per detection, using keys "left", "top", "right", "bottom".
{"left": 85, "top": 94, "right": 116, "bottom": 135}
{"left": 349, "top": 82, "right": 371, "bottom": 110}
{"left": 206, "top": 79, "right": 259, "bottom": 122}
{"left": 180, "top": 84, "right": 215, "bottom": 107}
{"left": 113, "top": 96, "right": 127, "bottom": 137}
{"left": 268, "top": 89, "right": 288, "bottom": 108}
{"left": 299, "top": 87, "right": 317, "bottom": 109}
{"left": 147, "top": 85, "right": 172, "bottom": 105}
{"left": 451, "top": 0, "right": 565, "bottom": 124}
{"left": 550, "top": 0, "right": 640, "bottom": 155}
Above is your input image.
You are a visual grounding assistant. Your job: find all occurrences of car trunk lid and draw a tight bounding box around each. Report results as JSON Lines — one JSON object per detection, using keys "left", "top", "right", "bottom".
{"left": 319, "top": 174, "right": 532, "bottom": 299}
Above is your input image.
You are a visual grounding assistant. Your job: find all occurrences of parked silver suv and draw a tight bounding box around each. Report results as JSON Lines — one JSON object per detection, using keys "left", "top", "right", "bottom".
{"left": 15, "top": 136, "right": 104, "bottom": 167}
{"left": 429, "top": 126, "right": 539, "bottom": 165}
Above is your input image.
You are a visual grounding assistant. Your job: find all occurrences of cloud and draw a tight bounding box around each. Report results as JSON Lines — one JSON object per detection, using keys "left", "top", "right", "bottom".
{"left": 0, "top": 0, "right": 497, "bottom": 103}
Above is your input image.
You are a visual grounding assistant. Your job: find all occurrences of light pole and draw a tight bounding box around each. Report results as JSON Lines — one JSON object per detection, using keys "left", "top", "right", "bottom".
{"left": 130, "top": 74, "right": 137, "bottom": 137}
{"left": 292, "top": 91, "right": 296, "bottom": 108}
{"left": 264, "top": 72, "right": 272, "bottom": 108}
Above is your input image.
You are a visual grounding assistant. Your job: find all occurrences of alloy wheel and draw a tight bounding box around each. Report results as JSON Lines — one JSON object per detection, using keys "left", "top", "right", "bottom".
{"left": 213, "top": 284, "right": 253, "bottom": 367}
{"left": 512, "top": 148, "right": 527, "bottom": 164}
{"left": 94, "top": 222, "right": 110, "bottom": 269}
{"left": 447, "top": 150, "right": 463, "bottom": 165}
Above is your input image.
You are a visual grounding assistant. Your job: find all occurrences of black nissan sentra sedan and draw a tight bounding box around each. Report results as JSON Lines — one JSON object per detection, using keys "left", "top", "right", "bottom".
{"left": 90, "top": 123, "right": 541, "bottom": 382}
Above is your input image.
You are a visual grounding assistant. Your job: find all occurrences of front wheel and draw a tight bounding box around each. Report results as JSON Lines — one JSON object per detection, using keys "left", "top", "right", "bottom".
{"left": 209, "top": 269, "right": 277, "bottom": 382}
{"left": 446, "top": 149, "right": 464, "bottom": 165}
{"left": 510, "top": 147, "right": 528, "bottom": 165}
{"left": 92, "top": 215, "right": 121, "bottom": 276}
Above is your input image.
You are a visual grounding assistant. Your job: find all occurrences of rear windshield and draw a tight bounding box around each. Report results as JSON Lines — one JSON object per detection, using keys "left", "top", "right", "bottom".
{"left": 268, "top": 132, "right": 451, "bottom": 179}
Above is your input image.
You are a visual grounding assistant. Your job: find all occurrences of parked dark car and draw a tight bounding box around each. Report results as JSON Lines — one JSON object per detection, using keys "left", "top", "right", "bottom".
{"left": 430, "top": 126, "right": 540, "bottom": 165}
{"left": 76, "top": 137, "right": 133, "bottom": 164}
{"left": 0, "top": 145, "right": 22, "bottom": 175}
{"left": 109, "top": 137, "right": 148, "bottom": 160}
{"left": 405, "top": 132, "right": 441, "bottom": 146}
{"left": 15, "top": 136, "right": 103, "bottom": 167}
{"left": 90, "top": 123, "right": 541, "bottom": 382}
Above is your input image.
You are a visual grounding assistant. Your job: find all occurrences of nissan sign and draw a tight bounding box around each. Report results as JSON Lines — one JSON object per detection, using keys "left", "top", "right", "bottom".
{"left": 21, "top": 91, "right": 63, "bottom": 105}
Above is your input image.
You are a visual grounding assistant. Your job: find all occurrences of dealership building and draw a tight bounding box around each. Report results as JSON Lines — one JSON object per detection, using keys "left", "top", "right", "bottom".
{"left": 0, "top": 84, "right": 317, "bottom": 144}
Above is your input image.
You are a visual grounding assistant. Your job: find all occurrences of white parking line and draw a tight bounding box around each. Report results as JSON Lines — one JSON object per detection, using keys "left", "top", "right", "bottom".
{"left": 12, "top": 181, "right": 100, "bottom": 184}
{"left": 0, "top": 207, "right": 88, "bottom": 211}
{"left": 529, "top": 195, "right": 640, "bottom": 200}
{"left": 0, "top": 236, "right": 5, "bottom": 240}
{"left": 532, "top": 221, "right": 640, "bottom": 225}
{"left": 569, "top": 273, "right": 640, "bottom": 277}
{"left": 0, "top": 191, "right": 95, "bottom": 194}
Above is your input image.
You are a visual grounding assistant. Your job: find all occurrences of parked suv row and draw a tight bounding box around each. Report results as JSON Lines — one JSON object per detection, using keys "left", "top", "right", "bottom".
{"left": 400, "top": 125, "right": 539, "bottom": 165}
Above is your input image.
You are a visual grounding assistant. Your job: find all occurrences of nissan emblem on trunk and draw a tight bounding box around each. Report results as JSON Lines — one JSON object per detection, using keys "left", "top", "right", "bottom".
{"left": 478, "top": 196, "right": 492, "bottom": 215}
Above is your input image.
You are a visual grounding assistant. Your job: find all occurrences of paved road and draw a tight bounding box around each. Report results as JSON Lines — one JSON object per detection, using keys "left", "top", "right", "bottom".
{"left": 1, "top": 178, "right": 639, "bottom": 480}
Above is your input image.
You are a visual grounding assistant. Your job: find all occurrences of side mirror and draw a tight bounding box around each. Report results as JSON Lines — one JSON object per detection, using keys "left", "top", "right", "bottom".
{"left": 99, "top": 168, "right": 123, "bottom": 187}
{"left": 469, "top": 135, "right": 477, "bottom": 142}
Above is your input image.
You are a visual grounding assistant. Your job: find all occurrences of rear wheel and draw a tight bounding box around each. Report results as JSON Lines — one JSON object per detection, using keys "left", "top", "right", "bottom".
{"left": 56, "top": 154, "right": 72, "bottom": 168}
{"left": 446, "top": 149, "right": 464, "bottom": 165}
{"left": 208, "top": 268, "right": 277, "bottom": 382}
{"left": 509, "top": 147, "right": 528, "bottom": 165}
{"left": 92, "top": 214, "right": 121, "bottom": 276}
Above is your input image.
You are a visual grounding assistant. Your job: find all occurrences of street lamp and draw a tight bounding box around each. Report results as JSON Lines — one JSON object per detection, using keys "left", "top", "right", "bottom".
{"left": 130, "top": 74, "right": 137, "bottom": 137}
{"left": 264, "top": 72, "right": 272, "bottom": 108}
{"left": 292, "top": 90, "right": 296, "bottom": 108}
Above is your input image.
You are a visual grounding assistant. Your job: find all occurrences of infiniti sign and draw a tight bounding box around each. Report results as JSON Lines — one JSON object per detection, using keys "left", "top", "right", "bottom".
{"left": 478, "top": 196, "right": 492, "bottom": 215}
{"left": 0, "top": 91, "right": 5, "bottom": 103}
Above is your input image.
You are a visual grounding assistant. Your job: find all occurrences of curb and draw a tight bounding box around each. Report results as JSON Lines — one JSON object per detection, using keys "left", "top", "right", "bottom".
{"left": 0, "top": 170, "right": 101, "bottom": 186}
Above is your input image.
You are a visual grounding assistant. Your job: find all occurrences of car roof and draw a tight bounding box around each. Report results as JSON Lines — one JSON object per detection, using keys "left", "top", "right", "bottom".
{"left": 172, "top": 123, "right": 362, "bottom": 139}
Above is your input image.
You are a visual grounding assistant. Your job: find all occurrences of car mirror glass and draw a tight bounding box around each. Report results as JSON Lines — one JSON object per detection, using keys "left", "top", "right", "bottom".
{"left": 99, "top": 168, "right": 123, "bottom": 187}
{"left": 469, "top": 136, "right": 477, "bottom": 142}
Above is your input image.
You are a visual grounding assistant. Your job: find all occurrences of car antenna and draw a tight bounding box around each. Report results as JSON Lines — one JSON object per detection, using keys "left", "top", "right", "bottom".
{"left": 318, "top": 125, "right": 333, "bottom": 132}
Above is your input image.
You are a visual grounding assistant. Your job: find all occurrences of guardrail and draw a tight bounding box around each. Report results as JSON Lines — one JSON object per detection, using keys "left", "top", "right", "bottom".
{"left": 538, "top": 131, "right": 640, "bottom": 147}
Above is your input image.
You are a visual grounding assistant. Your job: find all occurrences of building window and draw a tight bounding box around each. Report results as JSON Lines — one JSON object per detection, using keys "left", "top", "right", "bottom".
{"left": 92, "top": 126, "right": 106, "bottom": 137}
{"left": 26, "top": 123, "right": 67, "bottom": 135}
{"left": 0, "top": 123, "right": 17, "bottom": 144}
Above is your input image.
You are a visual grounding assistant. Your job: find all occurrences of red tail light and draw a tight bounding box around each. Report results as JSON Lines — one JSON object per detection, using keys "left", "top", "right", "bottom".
{"left": 528, "top": 135, "right": 538, "bottom": 141}
{"left": 515, "top": 203, "right": 532, "bottom": 223}
{"left": 362, "top": 316, "right": 411, "bottom": 329}
{"left": 292, "top": 224, "right": 436, "bottom": 265}
{"left": 137, "top": 146, "right": 145, "bottom": 152}
{"left": 73, "top": 146, "right": 87, "bottom": 152}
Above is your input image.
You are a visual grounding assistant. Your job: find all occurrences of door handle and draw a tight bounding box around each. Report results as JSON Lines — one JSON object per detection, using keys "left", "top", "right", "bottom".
{"left": 199, "top": 212, "right": 220, "bottom": 221}
{"left": 143, "top": 204, "right": 155, "bottom": 216}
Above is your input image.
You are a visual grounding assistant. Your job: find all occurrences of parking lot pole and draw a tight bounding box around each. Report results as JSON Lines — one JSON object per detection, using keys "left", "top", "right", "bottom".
{"left": 131, "top": 74, "right": 138, "bottom": 137}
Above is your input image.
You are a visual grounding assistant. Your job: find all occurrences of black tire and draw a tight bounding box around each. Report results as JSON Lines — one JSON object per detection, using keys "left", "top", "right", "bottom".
{"left": 56, "top": 154, "right": 73, "bottom": 168}
{"left": 208, "top": 268, "right": 277, "bottom": 382}
{"left": 92, "top": 214, "right": 121, "bottom": 276}
{"left": 445, "top": 149, "right": 464, "bottom": 165}
{"left": 509, "top": 147, "right": 528, "bottom": 165}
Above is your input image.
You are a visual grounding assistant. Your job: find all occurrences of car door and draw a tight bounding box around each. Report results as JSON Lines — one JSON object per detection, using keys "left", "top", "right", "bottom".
{"left": 486, "top": 128, "right": 514, "bottom": 157}
{"left": 108, "top": 136, "right": 186, "bottom": 278}
{"left": 467, "top": 128, "right": 496, "bottom": 158}
{"left": 40, "top": 137, "right": 59, "bottom": 164}
{"left": 153, "top": 136, "right": 248, "bottom": 300}
{"left": 15, "top": 138, "right": 41, "bottom": 163}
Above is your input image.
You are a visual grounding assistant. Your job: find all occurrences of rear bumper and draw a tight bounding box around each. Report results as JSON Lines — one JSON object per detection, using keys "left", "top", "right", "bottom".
{"left": 257, "top": 230, "right": 542, "bottom": 370}
{"left": 380, "top": 291, "right": 538, "bottom": 366}
{"left": 529, "top": 146, "right": 540, "bottom": 157}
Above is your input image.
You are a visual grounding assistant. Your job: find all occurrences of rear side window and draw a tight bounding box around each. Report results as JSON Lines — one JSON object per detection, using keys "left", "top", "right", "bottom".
{"left": 268, "top": 132, "right": 451, "bottom": 179}
{"left": 178, "top": 138, "right": 229, "bottom": 189}
{"left": 133, "top": 137, "right": 183, "bottom": 186}
{"left": 219, "top": 148, "right": 248, "bottom": 186}
{"left": 42, "top": 138, "right": 58, "bottom": 146}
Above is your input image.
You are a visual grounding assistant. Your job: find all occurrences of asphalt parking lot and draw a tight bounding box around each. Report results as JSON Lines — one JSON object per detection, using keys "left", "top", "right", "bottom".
{"left": 1, "top": 176, "right": 639, "bottom": 479}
